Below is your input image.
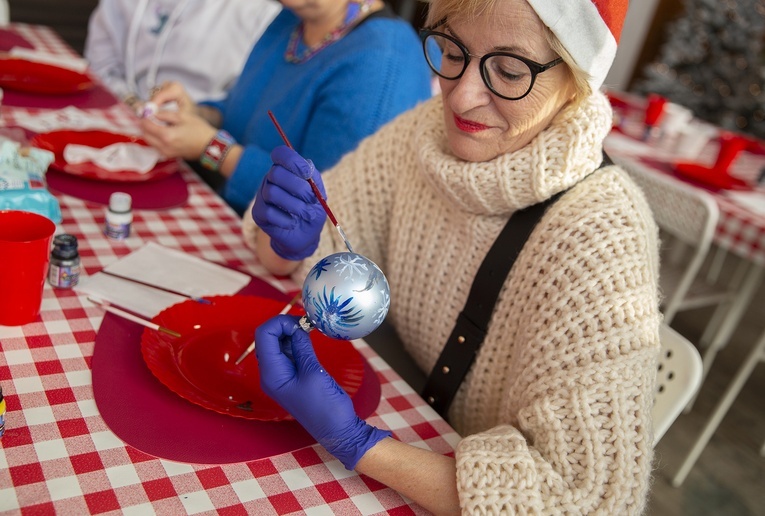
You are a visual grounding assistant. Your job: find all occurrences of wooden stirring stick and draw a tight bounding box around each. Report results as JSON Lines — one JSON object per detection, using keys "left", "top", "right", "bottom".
{"left": 234, "top": 292, "right": 302, "bottom": 365}
{"left": 267, "top": 110, "right": 354, "bottom": 253}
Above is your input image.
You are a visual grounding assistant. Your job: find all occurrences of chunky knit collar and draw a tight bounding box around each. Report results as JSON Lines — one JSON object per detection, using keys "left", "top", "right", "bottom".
{"left": 415, "top": 91, "right": 614, "bottom": 216}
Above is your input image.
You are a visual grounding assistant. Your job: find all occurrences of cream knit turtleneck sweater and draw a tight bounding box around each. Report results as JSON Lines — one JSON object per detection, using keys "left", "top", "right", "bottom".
{"left": 246, "top": 91, "right": 661, "bottom": 514}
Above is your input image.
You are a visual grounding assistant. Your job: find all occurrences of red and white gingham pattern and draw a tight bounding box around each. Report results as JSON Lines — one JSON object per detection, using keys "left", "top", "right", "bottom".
{"left": 0, "top": 24, "right": 459, "bottom": 514}
{"left": 714, "top": 196, "right": 765, "bottom": 267}
{"left": 7, "top": 23, "right": 76, "bottom": 57}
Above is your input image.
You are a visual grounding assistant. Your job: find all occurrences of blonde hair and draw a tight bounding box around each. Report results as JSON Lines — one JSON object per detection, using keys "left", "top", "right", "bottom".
{"left": 425, "top": 0, "right": 592, "bottom": 105}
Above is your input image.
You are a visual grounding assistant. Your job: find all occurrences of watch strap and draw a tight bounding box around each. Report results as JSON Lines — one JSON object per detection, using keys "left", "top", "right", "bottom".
{"left": 200, "top": 130, "right": 236, "bottom": 171}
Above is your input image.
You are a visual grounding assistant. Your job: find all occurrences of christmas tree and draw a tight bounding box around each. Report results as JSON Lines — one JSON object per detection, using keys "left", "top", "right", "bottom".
{"left": 636, "top": 0, "right": 765, "bottom": 139}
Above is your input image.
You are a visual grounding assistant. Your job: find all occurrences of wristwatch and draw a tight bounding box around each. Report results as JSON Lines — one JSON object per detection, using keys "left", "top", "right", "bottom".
{"left": 200, "top": 130, "right": 236, "bottom": 172}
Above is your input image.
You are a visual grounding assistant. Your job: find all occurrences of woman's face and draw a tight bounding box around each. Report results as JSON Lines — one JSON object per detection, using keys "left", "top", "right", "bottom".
{"left": 438, "top": 0, "right": 576, "bottom": 162}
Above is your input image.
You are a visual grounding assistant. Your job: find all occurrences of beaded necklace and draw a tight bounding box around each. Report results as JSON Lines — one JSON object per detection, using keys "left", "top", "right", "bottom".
{"left": 285, "top": 0, "right": 375, "bottom": 63}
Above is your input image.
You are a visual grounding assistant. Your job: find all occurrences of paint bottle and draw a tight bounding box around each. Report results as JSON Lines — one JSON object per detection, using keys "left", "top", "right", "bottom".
{"left": 0, "top": 384, "right": 6, "bottom": 439}
{"left": 104, "top": 192, "right": 132, "bottom": 240}
{"left": 48, "top": 234, "right": 80, "bottom": 289}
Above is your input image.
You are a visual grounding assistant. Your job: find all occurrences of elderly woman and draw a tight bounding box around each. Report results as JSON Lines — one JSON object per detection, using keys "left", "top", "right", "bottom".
{"left": 139, "top": 0, "right": 432, "bottom": 214}
{"left": 246, "top": 0, "right": 660, "bottom": 513}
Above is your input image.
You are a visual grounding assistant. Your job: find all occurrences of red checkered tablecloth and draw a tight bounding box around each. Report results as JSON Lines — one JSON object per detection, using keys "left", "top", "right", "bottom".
{"left": 604, "top": 127, "right": 765, "bottom": 268}
{"left": 0, "top": 24, "right": 459, "bottom": 514}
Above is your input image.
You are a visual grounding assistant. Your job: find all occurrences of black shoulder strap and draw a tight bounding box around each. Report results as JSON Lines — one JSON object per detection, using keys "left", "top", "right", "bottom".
{"left": 420, "top": 192, "right": 563, "bottom": 417}
{"left": 421, "top": 154, "right": 611, "bottom": 418}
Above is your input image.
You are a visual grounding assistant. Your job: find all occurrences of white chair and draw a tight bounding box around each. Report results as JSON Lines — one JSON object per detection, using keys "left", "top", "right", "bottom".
{"left": 615, "top": 156, "right": 741, "bottom": 412}
{"left": 652, "top": 324, "right": 703, "bottom": 447}
{"left": 672, "top": 324, "right": 765, "bottom": 486}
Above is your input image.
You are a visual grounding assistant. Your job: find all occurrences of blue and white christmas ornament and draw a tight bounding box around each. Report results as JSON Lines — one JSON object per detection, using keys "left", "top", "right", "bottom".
{"left": 300, "top": 252, "right": 390, "bottom": 340}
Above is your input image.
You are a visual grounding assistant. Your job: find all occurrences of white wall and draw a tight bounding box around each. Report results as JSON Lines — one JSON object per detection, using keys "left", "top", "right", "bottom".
{"left": 0, "top": 0, "right": 10, "bottom": 25}
{"left": 603, "top": 0, "right": 661, "bottom": 91}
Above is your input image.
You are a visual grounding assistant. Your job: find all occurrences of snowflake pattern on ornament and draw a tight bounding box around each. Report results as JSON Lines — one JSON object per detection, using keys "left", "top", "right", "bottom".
{"left": 373, "top": 288, "right": 390, "bottom": 325}
{"left": 334, "top": 254, "right": 368, "bottom": 280}
{"left": 302, "top": 252, "right": 391, "bottom": 340}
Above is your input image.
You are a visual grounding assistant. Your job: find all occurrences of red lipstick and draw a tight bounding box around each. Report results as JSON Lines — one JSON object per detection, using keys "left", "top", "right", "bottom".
{"left": 454, "top": 114, "right": 489, "bottom": 133}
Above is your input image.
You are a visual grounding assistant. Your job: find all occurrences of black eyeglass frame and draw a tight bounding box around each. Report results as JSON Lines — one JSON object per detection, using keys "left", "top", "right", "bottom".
{"left": 419, "top": 28, "right": 564, "bottom": 101}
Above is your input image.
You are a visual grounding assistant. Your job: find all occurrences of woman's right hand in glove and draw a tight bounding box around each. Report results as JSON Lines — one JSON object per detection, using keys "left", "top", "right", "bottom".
{"left": 251, "top": 146, "right": 327, "bottom": 261}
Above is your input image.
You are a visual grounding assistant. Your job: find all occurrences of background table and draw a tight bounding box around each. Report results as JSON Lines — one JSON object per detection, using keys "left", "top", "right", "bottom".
{"left": 604, "top": 104, "right": 765, "bottom": 353}
{"left": 604, "top": 99, "right": 765, "bottom": 485}
{"left": 0, "top": 24, "right": 459, "bottom": 514}
{"left": 603, "top": 93, "right": 765, "bottom": 267}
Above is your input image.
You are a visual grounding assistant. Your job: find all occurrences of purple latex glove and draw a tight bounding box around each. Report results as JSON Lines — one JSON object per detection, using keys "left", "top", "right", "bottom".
{"left": 256, "top": 315, "right": 391, "bottom": 470}
{"left": 251, "top": 146, "right": 327, "bottom": 260}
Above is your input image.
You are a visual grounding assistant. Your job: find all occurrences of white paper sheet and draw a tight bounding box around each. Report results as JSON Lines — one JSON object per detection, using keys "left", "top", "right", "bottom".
{"left": 75, "top": 242, "right": 251, "bottom": 318}
{"left": 724, "top": 190, "right": 765, "bottom": 216}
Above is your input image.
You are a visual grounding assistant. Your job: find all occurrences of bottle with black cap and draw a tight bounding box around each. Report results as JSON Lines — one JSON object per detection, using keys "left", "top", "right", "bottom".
{"left": 48, "top": 234, "right": 81, "bottom": 289}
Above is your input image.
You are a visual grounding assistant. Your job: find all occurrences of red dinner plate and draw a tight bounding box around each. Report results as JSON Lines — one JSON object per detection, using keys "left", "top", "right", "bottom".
{"left": 0, "top": 57, "right": 95, "bottom": 94}
{"left": 674, "top": 161, "right": 751, "bottom": 191}
{"left": 141, "top": 295, "right": 365, "bottom": 421}
{"left": 31, "top": 130, "right": 178, "bottom": 182}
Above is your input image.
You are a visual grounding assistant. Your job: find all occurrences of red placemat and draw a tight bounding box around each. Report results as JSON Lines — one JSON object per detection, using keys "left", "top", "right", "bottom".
{"left": 46, "top": 168, "right": 189, "bottom": 209}
{"left": 92, "top": 275, "right": 382, "bottom": 464}
{"left": 0, "top": 81, "right": 119, "bottom": 109}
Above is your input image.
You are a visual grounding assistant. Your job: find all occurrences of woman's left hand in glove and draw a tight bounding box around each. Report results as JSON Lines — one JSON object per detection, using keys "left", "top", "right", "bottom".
{"left": 255, "top": 315, "right": 391, "bottom": 470}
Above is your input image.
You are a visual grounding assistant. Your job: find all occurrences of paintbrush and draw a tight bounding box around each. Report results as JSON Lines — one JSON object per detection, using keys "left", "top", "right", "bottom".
{"left": 267, "top": 110, "right": 354, "bottom": 253}
{"left": 234, "top": 292, "right": 302, "bottom": 365}
{"left": 88, "top": 297, "right": 182, "bottom": 337}
{"left": 99, "top": 270, "right": 212, "bottom": 304}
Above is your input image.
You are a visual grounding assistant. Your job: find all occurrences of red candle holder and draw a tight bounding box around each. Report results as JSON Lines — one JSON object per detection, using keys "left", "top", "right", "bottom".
{"left": 714, "top": 132, "right": 749, "bottom": 174}
{"left": 644, "top": 94, "right": 668, "bottom": 127}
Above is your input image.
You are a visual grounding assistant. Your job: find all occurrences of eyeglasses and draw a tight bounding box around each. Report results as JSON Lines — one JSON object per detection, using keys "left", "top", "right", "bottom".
{"left": 420, "top": 29, "right": 563, "bottom": 101}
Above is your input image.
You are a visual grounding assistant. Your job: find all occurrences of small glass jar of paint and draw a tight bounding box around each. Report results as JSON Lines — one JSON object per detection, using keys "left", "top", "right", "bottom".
{"left": 48, "top": 234, "right": 81, "bottom": 289}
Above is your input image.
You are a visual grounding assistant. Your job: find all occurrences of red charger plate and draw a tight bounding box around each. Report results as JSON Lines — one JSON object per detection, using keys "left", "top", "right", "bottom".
{"left": 0, "top": 57, "right": 95, "bottom": 95}
{"left": 31, "top": 130, "right": 178, "bottom": 182}
{"left": 141, "top": 295, "right": 365, "bottom": 421}
{"left": 674, "top": 162, "right": 751, "bottom": 191}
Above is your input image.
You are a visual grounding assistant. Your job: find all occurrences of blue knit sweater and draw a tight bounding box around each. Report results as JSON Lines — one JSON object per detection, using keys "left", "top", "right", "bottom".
{"left": 203, "top": 8, "right": 433, "bottom": 213}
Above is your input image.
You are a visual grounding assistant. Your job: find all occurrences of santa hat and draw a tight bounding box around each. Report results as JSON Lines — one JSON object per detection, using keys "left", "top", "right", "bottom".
{"left": 525, "top": 0, "right": 629, "bottom": 91}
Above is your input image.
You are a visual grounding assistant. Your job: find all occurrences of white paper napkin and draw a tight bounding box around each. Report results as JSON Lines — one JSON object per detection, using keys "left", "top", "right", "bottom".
{"left": 64, "top": 142, "right": 161, "bottom": 173}
{"left": 604, "top": 132, "right": 655, "bottom": 158}
{"left": 9, "top": 106, "right": 140, "bottom": 134}
{"left": 9, "top": 47, "right": 88, "bottom": 73}
{"left": 724, "top": 191, "right": 765, "bottom": 216}
{"left": 75, "top": 242, "right": 251, "bottom": 318}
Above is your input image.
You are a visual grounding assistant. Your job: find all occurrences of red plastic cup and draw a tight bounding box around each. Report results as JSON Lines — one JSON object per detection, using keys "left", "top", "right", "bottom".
{"left": 0, "top": 210, "right": 56, "bottom": 326}
{"left": 644, "top": 94, "right": 668, "bottom": 127}
{"left": 714, "top": 132, "right": 750, "bottom": 173}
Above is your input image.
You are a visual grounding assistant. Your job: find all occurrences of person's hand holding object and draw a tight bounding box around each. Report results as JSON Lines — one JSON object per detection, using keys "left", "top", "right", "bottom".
{"left": 251, "top": 146, "right": 327, "bottom": 260}
{"left": 255, "top": 315, "right": 391, "bottom": 470}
